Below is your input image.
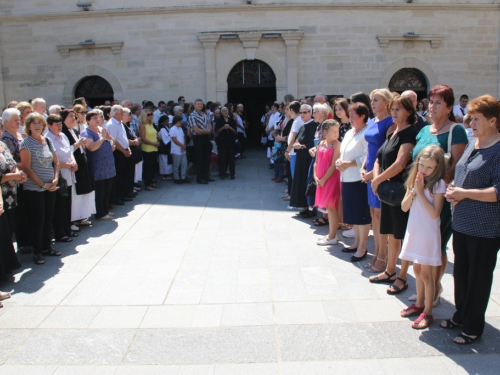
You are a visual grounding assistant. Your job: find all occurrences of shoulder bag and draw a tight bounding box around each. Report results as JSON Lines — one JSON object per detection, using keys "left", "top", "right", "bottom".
{"left": 444, "top": 123, "right": 458, "bottom": 167}
{"left": 376, "top": 138, "right": 406, "bottom": 206}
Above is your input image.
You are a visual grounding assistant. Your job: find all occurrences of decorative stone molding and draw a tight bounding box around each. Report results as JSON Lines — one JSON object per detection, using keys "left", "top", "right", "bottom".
{"left": 57, "top": 42, "right": 124, "bottom": 57}
{"left": 62, "top": 65, "right": 124, "bottom": 106}
{"left": 377, "top": 34, "right": 443, "bottom": 49}
{"left": 238, "top": 33, "right": 262, "bottom": 60}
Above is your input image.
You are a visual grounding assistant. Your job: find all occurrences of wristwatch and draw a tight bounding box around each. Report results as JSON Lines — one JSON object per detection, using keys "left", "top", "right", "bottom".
{"left": 40, "top": 183, "right": 46, "bottom": 191}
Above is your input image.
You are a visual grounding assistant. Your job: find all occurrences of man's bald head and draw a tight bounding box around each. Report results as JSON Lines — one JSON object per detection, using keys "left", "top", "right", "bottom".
{"left": 401, "top": 90, "right": 418, "bottom": 109}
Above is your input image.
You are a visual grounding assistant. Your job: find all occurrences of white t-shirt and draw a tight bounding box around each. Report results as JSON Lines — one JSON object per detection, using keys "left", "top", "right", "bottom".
{"left": 287, "top": 117, "right": 304, "bottom": 156}
{"left": 267, "top": 112, "right": 281, "bottom": 140}
{"left": 453, "top": 104, "right": 467, "bottom": 119}
{"left": 170, "top": 125, "right": 185, "bottom": 155}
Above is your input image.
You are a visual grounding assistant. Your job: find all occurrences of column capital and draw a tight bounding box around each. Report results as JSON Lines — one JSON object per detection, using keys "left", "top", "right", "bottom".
{"left": 281, "top": 30, "right": 304, "bottom": 46}
{"left": 198, "top": 33, "right": 220, "bottom": 48}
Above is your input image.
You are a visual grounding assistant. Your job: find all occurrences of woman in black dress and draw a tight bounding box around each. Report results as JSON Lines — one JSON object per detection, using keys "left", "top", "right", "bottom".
{"left": 215, "top": 106, "right": 238, "bottom": 179}
{"left": 369, "top": 96, "right": 418, "bottom": 289}
{"left": 289, "top": 104, "right": 317, "bottom": 210}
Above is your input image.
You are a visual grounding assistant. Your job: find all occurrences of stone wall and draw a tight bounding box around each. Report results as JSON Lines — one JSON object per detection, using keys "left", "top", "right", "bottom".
{"left": 0, "top": 2, "right": 498, "bottom": 106}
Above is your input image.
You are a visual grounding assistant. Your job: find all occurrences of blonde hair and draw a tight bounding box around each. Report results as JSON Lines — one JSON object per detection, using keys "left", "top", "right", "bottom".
{"left": 15, "top": 101, "right": 33, "bottom": 122}
{"left": 370, "top": 88, "right": 394, "bottom": 113}
{"left": 138, "top": 108, "right": 153, "bottom": 125}
{"left": 24, "top": 112, "right": 47, "bottom": 135}
{"left": 405, "top": 145, "right": 446, "bottom": 194}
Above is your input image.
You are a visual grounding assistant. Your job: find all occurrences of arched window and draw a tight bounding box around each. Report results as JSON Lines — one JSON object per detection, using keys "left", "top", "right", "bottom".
{"left": 74, "top": 75, "right": 114, "bottom": 107}
{"left": 389, "top": 68, "right": 428, "bottom": 99}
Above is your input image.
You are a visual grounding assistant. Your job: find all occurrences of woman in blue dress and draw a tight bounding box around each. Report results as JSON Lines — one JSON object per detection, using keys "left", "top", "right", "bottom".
{"left": 360, "top": 89, "right": 395, "bottom": 273}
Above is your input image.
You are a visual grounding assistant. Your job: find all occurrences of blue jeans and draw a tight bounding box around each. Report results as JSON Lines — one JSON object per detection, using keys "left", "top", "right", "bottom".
{"left": 274, "top": 163, "right": 284, "bottom": 179}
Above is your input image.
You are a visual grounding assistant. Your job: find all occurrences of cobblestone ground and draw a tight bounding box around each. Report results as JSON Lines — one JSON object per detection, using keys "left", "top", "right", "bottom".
{"left": 0, "top": 149, "right": 499, "bottom": 374}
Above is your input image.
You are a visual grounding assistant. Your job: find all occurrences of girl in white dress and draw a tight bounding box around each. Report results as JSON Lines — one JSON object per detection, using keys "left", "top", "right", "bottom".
{"left": 399, "top": 145, "right": 446, "bottom": 329}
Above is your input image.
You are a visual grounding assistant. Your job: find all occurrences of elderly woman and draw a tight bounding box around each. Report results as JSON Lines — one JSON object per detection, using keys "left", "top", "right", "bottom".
{"left": 336, "top": 103, "right": 370, "bottom": 260}
{"left": 215, "top": 106, "right": 238, "bottom": 180}
{"left": 15, "top": 102, "right": 33, "bottom": 137}
{"left": 289, "top": 104, "right": 317, "bottom": 211}
{"left": 20, "top": 113, "right": 61, "bottom": 265}
{"left": 369, "top": 96, "right": 418, "bottom": 289}
{"left": 360, "top": 89, "right": 394, "bottom": 273}
{"left": 139, "top": 109, "right": 159, "bottom": 191}
{"left": 61, "top": 109, "right": 95, "bottom": 227}
{"left": 401, "top": 84, "right": 467, "bottom": 301}
{"left": 81, "top": 111, "right": 116, "bottom": 221}
{"left": 1, "top": 108, "right": 32, "bottom": 254}
{"left": 46, "top": 114, "right": 78, "bottom": 241}
{"left": 443, "top": 95, "right": 500, "bottom": 345}
{"left": 0, "top": 136, "right": 25, "bottom": 280}
{"left": 157, "top": 115, "right": 173, "bottom": 179}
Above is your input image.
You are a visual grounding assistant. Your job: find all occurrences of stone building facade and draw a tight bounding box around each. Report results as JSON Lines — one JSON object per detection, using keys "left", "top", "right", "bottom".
{"left": 0, "top": 0, "right": 499, "bottom": 108}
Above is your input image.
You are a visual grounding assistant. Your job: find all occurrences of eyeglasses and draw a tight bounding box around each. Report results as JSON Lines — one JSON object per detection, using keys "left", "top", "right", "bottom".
{"left": 299, "top": 111, "right": 310, "bottom": 114}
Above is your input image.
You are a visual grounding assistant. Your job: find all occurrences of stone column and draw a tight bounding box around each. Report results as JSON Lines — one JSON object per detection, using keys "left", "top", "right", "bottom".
{"left": 198, "top": 33, "right": 220, "bottom": 101}
{"left": 282, "top": 31, "right": 304, "bottom": 98}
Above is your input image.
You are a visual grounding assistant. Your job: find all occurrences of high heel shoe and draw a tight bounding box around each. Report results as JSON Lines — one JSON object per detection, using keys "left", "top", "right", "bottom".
{"left": 369, "top": 257, "right": 387, "bottom": 273}
{"left": 432, "top": 285, "right": 443, "bottom": 307}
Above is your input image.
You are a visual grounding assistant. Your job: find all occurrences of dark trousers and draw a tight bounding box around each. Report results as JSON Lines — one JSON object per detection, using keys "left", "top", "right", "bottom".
{"left": 286, "top": 160, "right": 293, "bottom": 194}
{"left": 53, "top": 186, "right": 72, "bottom": 240}
{"left": 125, "top": 156, "right": 135, "bottom": 195}
{"left": 14, "top": 185, "right": 30, "bottom": 248}
{"left": 94, "top": 178, "right": 113, "bottom": 219}
{"left": 237, "top": 133, "right": 245, "bottom": 156}
{"left": 306, "top": 157, "right": 315, "bottom": 207}
{"left": 193, "top": 135, "right": 211, "bottom": 181}
{"left": 142, "top": 151, "right": 157, "bottom": 187}
{"left": 0, "top": 208, "right": 20, "bottom": 280}
{"left": 218, "top": 141, "right": 235, "bottom": 177}
{"left": 274, "top": 163, "right": 284, "bottom": 179}
{"left": 112, "top": 150, "right": 128, "bottom": 200}
{"left": 24, "top": 190, "right": 56, "bottom": 254}
{"left": 453, "top": 230, "right": 500, "bottom": 336}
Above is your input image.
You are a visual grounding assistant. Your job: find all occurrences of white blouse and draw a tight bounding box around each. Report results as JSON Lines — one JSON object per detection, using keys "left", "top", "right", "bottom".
{"left": 339, "top": 127, "right": 368, "bottom": 182}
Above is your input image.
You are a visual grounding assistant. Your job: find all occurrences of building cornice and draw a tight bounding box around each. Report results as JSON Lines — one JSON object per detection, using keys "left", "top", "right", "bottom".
{"left": 0, "top": 3, "right": 499, "bottom": 23}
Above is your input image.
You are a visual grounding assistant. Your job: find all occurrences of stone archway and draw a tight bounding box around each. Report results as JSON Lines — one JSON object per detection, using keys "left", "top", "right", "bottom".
{"left": 216, "top": 49, "right": 287, "bottom": 104}
{"left": 63, "top": 65, "right": 124, "bottom": 107}
{"left": 379, "top": 57, "right": 437, "bottom": 95}
{"left": 389, "top": 68, "right": 428, "bottom": 99}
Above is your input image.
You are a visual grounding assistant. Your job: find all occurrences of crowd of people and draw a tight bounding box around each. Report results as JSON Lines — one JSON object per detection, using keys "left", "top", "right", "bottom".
{"left": 0, "top": 96, "right": 250, "bottom": 302}
{"left": 263, "top": 87, "right": 500, "bottom": 345}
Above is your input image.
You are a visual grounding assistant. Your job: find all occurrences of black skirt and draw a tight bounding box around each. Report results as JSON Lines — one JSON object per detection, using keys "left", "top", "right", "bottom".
{"left": 380, "top": 201, "right": 409, "bottom": 240}
{"left": 342, "top": 181, "right": 371, "bottom": 225}
{"left": 289, "top": 149, "right": 312, "bottom": 208}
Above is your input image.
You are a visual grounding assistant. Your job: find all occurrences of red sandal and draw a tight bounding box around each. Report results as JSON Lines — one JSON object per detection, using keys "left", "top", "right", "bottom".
{"left": 412, "top": 313, "right": 433, "bottom": 330}
{"left": 400, "top": 304, "right": 424, "bottom": 318}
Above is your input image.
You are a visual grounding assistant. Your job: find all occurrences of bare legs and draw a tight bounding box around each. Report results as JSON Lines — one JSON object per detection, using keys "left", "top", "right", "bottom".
{"left": 327, "top": 207, "right": 339, "bottom": 240}
{"left": 369, "top": 207, "right": 387, "bottom": 271}
{"left": 414, "top": 264, "right": 435, "bottom": 316}
{"left": 354, "top": 224, "right": 371, "bottom": 258}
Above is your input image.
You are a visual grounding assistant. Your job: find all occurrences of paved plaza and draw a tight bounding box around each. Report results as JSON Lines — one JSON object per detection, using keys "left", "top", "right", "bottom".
{"left": 0, "top": 149, "right": 499, "bottom": 374}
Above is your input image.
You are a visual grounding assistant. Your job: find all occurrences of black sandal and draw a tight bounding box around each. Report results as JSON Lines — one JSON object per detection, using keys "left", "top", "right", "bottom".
{"left": 33, "top": 254, "right": 45, "bottom": 265}
{"left": 42, "top": 249, "right": 62, "bottom": 257}
{"left": 387, "top": 277, "right": 408, "bottom": 295}
{"left": 70, "top": 232, "right": 79, "bottom": 238}
{"left": 440, "top": 319, "right": 463, "bottom": 329}
{"left": 313, "top": 217, "right": 329, "bottom": 226}
{"left": 57, "top": 236, "right": 73, "bottom": 243}
{"left": 454, "top": 333, "right": 481, "bottom": 345}
{"left": 369, "top": 271, "right": 396, "bottom": 284}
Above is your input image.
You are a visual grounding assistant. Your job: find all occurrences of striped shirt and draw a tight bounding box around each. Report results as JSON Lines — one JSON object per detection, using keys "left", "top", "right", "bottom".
{"left": 452, "top": 140, "right": 500, "bottom": 238}
{"left": 20, "top": 136, "right": 55, "bottom": 192}
{"left": 188, "top": 110, "right": 210, "bottom": 137}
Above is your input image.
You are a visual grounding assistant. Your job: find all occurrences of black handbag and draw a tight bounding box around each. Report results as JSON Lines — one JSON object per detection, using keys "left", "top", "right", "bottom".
{"left": 305, "top": 179, "right": 317, "bottom": 197}
{"left": 275, "top": 144, "right": 287, "bottom": 165}
{"left": 57, "top": 173, "right": 69, "bottom": 197}
{"left": 377, "top": 179, "right": 405, "bottom": 206}
{"left": 376, "top": 138, "right": 405, "bottom": 206}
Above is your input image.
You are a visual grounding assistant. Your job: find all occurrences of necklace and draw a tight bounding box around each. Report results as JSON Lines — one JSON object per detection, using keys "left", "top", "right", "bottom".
{"left": 431, "top": 120, "right": 449, "bottom": 134}
{"left": 353, "top": 126, "right": 367, "bottom": 136}
{"left": 476, "top": 134, "right": 500, "bottom": 149}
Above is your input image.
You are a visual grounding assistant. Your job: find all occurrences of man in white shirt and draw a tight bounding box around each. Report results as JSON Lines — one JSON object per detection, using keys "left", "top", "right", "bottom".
{"left": 153, "top": 101, "right": 167, "bottom": 126}
{"left": 235, "top": 104, "right": 247, "bottom": 159}
{"left": 106, "top": 105, "right": 132, "bottom": 204}
{"left": 453, "top": 94, "right": 469, "bottom": 123}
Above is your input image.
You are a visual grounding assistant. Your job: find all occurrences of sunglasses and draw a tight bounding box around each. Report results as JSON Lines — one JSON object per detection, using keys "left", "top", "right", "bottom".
{"left": 147, "top": 113, "right": 153, "bottom": 117}
{"left": 299, "top": 111, "right": 310, "bottom": 114}
{"left": 77, "top": 111, "right": 87, "bottom": 115}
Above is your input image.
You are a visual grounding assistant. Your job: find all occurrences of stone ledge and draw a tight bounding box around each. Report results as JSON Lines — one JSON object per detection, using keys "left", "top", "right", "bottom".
{"left": 56, "top": 42, "right": 124, "bottom": 57}
{"left": 377, "top": 34, "right": 444, "bottom": 49}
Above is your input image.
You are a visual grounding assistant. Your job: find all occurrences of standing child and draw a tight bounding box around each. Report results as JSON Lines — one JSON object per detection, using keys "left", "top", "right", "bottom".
{"left": 399, "top": 145, "right": 446, "bottom": 329}
{"left": 170, "top": 115, "right": 189, "bottom": 184}
{"left": 271, "top": 129, "right": 284, "bottom": 183}
{"left": 315, "top": 120, "right": 341, "bottom": 245}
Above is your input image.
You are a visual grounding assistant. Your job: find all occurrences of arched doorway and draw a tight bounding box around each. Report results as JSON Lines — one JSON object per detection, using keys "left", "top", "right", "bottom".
{"left": 227, "top": 60, "right": 276, "bottom": 145}
{"left": 74, "top": 75, "right": 114, "bottom": 107}
{"left": 388, "top": 68, "right": 428, "bottom": 100}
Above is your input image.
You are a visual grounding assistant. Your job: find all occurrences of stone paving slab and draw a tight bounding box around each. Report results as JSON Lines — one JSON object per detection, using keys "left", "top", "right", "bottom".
{"left": 0, "top": 149, "right": 499, "bottom": 374}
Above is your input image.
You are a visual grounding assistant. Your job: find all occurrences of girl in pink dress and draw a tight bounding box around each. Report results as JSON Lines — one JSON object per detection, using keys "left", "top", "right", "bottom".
{"left": 314, "top": 120, "right": 341, "bottom": 246}
{"left": 399, "top": 145, "right": 446, "bottom": 330}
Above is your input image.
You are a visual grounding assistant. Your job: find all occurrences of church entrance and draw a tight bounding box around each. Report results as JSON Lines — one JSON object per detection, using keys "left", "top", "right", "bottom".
{"left": 74, "top": 75, "right": 114, "bottom": 107}
{"left": 388, "top": 68, "right": 428, "bottom": 100}
{"left": 227, "top": 60, "right": 276, "bottom": 146}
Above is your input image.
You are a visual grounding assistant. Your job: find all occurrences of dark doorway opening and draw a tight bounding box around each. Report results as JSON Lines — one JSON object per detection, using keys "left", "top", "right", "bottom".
{"left": 74, "top": 75, "right": 114, "bottom": 108}
{"left": 227, "top": 60, "right": 276, "bottom": 146}
{"left": 388, "top": 68, "right": 428, "bottom": 101}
